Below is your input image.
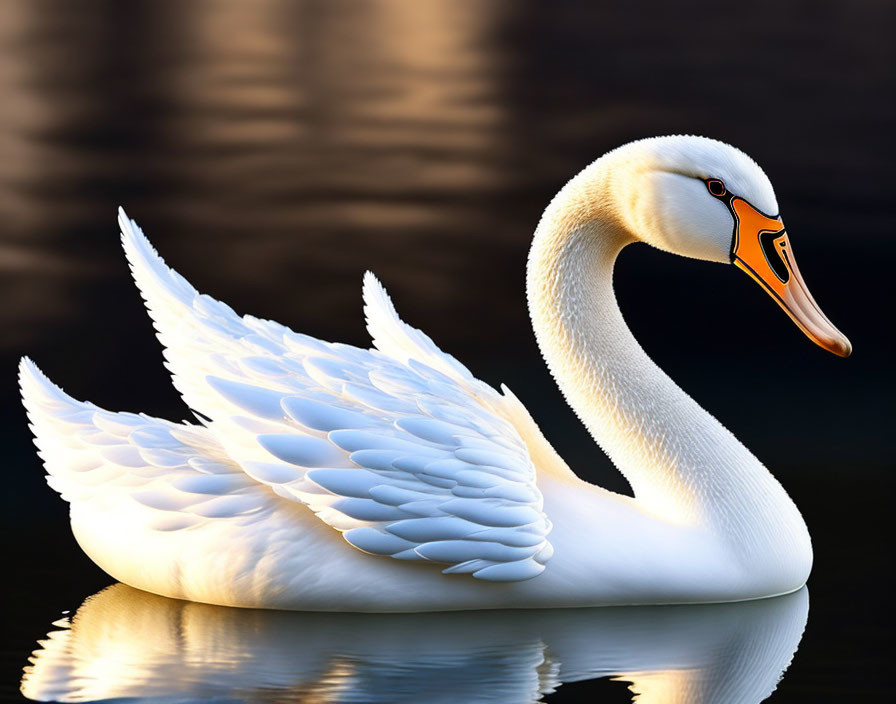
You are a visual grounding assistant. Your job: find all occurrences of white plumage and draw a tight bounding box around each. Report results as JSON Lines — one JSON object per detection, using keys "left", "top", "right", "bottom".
{"left": 21, "top": 135, "right": 836, "bottom": 611}
{"left": 121, "top": 215, "right": 552, "bottom": 582}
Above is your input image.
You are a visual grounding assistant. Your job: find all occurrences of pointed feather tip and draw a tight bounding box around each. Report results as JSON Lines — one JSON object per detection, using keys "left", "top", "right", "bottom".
{"left": 18, "top": 356, "right": 49, "bottom": 398}
{"left": 362, "top": 270, "right": 379, "bottom": 289}
{"left": 362, "top": 270, "right": 391, "bottom": 310}
{"left": 118, "top": 206, "right": 160, "bottom": 268}
{"left": 119, "top": 207, "right": 178, "bottom": 291}
{"left": 18, "top": 357, "right": 70, "bottom": 414}
{"left": 117, "top": 207, "right": 196, "bottom": 307}
{"left": 362, "top": 270, "right": 399, "bottom": 332}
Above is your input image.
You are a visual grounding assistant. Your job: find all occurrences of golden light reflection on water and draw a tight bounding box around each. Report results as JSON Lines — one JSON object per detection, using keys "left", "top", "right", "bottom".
{"left": 161, "top": 0, "right": 512, "bottom": 225}
{"left": 0, "top": 0, "right": 525, "bottom": 349}
{"left": 21, "top": 583, "right": 808, "bottom": 704}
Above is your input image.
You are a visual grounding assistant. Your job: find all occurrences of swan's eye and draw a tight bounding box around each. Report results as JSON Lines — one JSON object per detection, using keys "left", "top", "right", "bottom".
{"left": 706, "top": 179, "right": 727, "bottom": 197}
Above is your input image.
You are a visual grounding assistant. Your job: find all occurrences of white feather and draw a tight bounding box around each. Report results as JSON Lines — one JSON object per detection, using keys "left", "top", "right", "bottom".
{"left": 109, "top": 209, "right": 553, "bottom": 582}
{"left": 19, "top": 358, "right": 266, "bottom": 533}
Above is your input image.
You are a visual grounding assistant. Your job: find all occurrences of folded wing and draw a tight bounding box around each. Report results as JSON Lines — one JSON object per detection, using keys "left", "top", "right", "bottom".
{"left": 19, "top": 358, "right": 271, "bottom": 533}
{"left": 119, "top": 210, "right": 553, "bottom": 581}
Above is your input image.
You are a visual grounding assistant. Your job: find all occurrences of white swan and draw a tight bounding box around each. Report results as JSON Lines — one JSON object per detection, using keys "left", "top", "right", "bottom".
{"left": 20, "top": 135, "right": 850, "bottom": 611}
{"left": 21, "top": 584, "right": 809, "bottom": 703}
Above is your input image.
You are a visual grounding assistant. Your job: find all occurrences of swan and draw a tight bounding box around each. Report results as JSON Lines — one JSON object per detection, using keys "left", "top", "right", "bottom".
{"left": 21, "top": 584, "right": 809, "bottom": 703}
{"left": 19, "top": 135, "right": 850, "bottom": 611}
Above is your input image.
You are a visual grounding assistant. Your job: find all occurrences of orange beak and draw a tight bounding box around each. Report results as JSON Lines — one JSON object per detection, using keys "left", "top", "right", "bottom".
{"left": 730, "top": 198, "right": 852, "bottom": 357}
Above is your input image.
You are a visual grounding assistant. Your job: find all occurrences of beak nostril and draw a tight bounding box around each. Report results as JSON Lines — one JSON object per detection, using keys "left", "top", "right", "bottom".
{"left": 759, "top": 230, "right": 790, "bottom": 283}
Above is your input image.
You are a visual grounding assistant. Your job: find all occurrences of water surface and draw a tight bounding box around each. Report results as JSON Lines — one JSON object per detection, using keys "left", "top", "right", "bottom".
{"left": 1, "top": 1, "right": 892, "bottom": 702}
{"left": 22, "top": 584, "right": 809, "bottom": 703}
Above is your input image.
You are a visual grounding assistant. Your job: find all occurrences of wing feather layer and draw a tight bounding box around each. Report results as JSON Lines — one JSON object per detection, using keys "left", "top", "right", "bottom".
{"left": 116, "top": 210, "right": 553, "bottom": 581}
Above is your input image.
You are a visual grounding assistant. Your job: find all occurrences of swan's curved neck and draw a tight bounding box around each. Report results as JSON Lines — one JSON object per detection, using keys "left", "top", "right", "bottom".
{"left": 526, "top": 160, "right": 809, "bottom": 555}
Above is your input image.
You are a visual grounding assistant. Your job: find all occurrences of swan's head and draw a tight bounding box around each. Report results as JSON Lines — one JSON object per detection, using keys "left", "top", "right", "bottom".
{"left": 612, "top": 135, "right": 851, "bottom": 357}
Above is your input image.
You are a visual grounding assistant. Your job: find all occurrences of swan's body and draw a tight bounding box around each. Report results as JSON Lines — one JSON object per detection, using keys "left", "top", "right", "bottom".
{"left": 21, "top": 136, "right": 849, "bottom": 611}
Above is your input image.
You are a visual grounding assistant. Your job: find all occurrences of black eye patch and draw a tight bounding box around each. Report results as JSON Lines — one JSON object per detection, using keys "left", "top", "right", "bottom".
{"left": 759, "top": 230, "right": 790, "bottom": 283}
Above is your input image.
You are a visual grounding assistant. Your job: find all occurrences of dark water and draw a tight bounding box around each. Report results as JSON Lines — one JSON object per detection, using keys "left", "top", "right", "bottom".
{"left": 1, "top": 1, "right": 893, "bottom": 702}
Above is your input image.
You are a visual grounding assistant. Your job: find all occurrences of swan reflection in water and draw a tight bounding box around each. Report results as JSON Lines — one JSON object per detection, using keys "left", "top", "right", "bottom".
{"left": 22, "top": 584, "right": 807, "bottom": 704}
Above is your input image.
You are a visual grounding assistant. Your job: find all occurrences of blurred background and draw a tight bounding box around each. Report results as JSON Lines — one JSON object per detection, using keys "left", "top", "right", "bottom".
{"left": 0, "top": 0, "right": 893, "bottom": 701}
